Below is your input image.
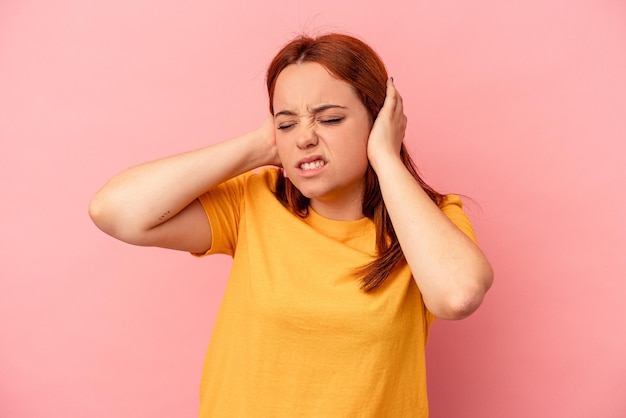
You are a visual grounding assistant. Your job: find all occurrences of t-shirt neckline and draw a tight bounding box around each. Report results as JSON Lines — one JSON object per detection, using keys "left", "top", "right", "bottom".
{"left": 304, "top": 207, "right": 374, "bottom": 238}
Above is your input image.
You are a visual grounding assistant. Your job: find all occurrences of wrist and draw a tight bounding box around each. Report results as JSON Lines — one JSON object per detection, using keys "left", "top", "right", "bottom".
{"left": 239, "top": 128, "right": 277, "bottom": 169}
{"left": 368, "top": 148, "right": 402, "bottom": 174}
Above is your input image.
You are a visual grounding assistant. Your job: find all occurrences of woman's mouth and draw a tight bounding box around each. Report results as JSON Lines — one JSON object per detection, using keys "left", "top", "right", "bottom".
{"left": 299, "top": 160, "right": 326, "bottom": 170}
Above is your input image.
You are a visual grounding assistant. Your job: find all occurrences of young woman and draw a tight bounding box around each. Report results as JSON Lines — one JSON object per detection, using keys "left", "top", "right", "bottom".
{"left": 90, "top": 33, "right": 493, "bottom": 417}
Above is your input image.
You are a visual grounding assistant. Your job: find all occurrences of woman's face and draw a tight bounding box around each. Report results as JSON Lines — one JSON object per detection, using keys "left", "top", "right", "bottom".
{"left": 273, "top": 62, "right": 372, "bottom": 219}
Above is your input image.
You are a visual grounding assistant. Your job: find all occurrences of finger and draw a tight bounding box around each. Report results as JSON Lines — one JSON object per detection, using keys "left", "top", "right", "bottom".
{"left": 390, "top": 78, "right": 404, "bottom": 108}
{"left": 388, "top": 79, "right": 407, "bottom": 133}
{"left": 389, "top": 78, "right": 406, "bottom": 116}
{"left": 377, "top": 79, "right": 398, "bottom": 120}
{"left": 378, "top": 79, "right": 394, "bottom": 114}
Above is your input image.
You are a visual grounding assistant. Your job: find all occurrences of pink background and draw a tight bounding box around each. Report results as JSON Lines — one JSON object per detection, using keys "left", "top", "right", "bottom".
{"left": 2, "top": 0, "right": 625, "bottom": 417}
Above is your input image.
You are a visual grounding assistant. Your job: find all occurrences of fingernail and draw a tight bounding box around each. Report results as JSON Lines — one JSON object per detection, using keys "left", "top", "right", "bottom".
{"left": 390, "top": 76, "right": 394, "bottom": 83}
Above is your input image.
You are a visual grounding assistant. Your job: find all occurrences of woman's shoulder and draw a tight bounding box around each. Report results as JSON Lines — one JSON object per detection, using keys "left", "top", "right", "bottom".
{"left": 240, "top": 167, "right": 280, "bottom": 193}
{"left": 218, "top": 167, "right": 279, "bottom": 190}
{"left": 438, "top": 194, "right": 463, "bottom": 209}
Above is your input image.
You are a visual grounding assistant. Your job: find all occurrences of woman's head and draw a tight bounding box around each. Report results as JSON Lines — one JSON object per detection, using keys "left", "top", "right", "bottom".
{"left": 267, "top": 33, "right": 388, "bottom": 123}
{"left": 267, "top": 33, "right": 392, "bottom": 218}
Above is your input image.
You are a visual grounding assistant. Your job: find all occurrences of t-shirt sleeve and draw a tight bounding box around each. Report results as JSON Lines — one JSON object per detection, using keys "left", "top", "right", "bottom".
{"left": 439, "top": 194, "right": 477, "bottom": 244}
{"left": 192, "top": 172, "right": 252, "bottom": 257}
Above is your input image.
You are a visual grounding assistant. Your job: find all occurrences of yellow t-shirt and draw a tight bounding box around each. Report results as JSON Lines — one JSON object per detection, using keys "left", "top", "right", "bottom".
{"left": 195, "top": 168, "right": 476, "bottom": 417}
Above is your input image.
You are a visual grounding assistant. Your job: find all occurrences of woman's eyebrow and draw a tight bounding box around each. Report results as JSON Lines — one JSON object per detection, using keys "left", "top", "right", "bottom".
{"left": 274, "top": 104, "right": 347, "bottom": 118}
{"left": 309, "top": 104, "right": 347, "bottom": 113}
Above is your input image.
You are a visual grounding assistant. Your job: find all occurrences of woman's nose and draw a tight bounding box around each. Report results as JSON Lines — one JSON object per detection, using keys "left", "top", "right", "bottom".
{"left": 296, "top": 125, "right": 319, "bottom": 149}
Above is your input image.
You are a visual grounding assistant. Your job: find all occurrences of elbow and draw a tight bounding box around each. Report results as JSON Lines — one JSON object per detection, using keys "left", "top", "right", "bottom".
{"left": 435, "top": 265, "right": 494, "bottom": 320}
{"left": 88, "top": 192, "right": 140, "bottom": 243}
{"left": 88, "top": 192, "right": 109, "bottom": 232}
{"left": 89, "top": 192, "right": 122, "bottom": 238}
{"left": 89, "top": 191, "right": 159, "bottom": 247}
{"left": 443, "top": 289, "right": 487, "bottom": 320}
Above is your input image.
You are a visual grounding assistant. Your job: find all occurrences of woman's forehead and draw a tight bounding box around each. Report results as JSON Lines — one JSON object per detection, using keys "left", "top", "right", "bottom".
{"left": 273, "top": 63, "right": 360, "bottom": 110}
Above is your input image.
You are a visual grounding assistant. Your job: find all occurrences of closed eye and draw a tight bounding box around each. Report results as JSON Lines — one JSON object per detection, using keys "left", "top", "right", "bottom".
{"left": 320, "top": 117, "right": 344, "bottom": 125}
{"left": 277, "top": 123, "right": 296, "bottom": 130}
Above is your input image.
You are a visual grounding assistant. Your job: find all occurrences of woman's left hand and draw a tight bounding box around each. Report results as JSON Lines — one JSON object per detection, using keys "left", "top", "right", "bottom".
{"left": 367, "top": 78, "right": 407, "bottom": 171}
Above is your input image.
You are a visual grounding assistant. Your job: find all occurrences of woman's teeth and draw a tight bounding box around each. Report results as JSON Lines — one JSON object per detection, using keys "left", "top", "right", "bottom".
{"left": 300, "top": 161, "right": 325, "bottom": 170}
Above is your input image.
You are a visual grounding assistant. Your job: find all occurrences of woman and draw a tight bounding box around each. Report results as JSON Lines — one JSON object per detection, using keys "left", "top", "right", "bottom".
{"left": 90, "top": 33, "right": 493, "bottom": 417}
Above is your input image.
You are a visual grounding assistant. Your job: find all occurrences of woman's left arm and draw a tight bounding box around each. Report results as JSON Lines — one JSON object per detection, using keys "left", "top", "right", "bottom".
{"left": 368, "top": 79, "right": 493, "bottom": 320}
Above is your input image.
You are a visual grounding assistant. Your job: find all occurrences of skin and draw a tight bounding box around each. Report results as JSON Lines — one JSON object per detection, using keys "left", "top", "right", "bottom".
{"left": 89, "top": 62, "right": 493, "bottom": 320}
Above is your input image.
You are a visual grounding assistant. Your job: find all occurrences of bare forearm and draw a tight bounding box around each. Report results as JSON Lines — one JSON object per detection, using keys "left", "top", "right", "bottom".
{"left": 89, "top": 129, "right": 272, "bottom": 240}
{"left": 372, "top": 155, "right": 493, "bottom": 319}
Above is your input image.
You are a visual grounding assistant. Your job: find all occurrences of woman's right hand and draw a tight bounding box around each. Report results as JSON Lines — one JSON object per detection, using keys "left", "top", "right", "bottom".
{"left": 254, "top": 114, "right": 281, "bottom": 168}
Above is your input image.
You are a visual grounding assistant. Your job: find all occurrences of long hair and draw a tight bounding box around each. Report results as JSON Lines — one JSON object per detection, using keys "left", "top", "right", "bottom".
{"left": 266, "top": 33, "right": 444, "bottom": 292}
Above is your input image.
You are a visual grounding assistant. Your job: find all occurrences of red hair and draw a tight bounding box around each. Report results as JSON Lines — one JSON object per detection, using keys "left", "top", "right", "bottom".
{"left": 266, "top": 33, "right": 443, "bottom": 292}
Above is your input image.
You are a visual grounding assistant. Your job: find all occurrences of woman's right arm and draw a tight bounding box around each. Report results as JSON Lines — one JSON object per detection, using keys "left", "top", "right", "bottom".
{"left": 88, "top": 116, "right": 278, "bottom": 254}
